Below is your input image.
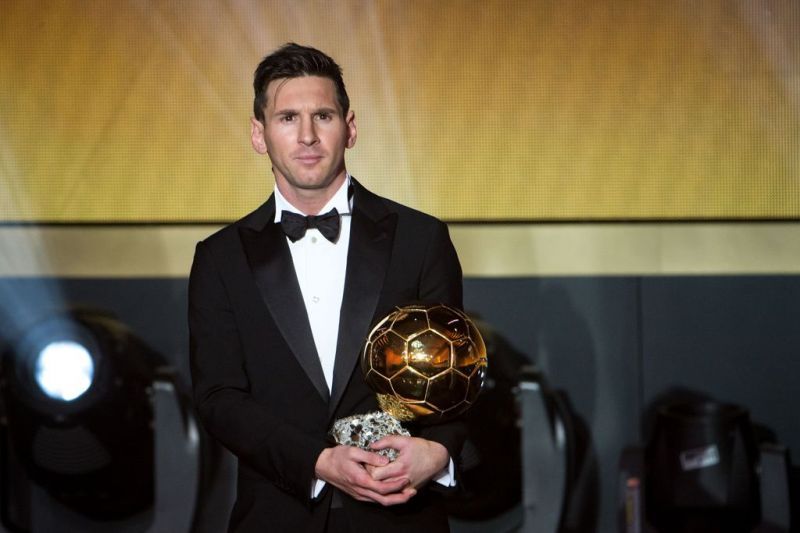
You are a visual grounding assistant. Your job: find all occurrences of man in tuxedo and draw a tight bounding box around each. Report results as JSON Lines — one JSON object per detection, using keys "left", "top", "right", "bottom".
{"left": 189, "top": 43, "right": 465, "bottom": 532}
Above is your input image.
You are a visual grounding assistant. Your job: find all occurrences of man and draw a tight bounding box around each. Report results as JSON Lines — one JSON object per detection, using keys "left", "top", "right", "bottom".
{"left": 189, "top": 43, "right": 465, "bottom": 532}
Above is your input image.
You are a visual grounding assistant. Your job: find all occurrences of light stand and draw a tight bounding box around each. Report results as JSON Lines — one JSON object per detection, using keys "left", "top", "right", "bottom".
{"left": 0, "top": 369, "right": 202, "bottom": 533}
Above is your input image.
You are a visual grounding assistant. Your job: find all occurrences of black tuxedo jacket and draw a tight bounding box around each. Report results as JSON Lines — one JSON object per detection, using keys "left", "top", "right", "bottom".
{"left": 188, "top": 179, "right": 465, "bottom": 532}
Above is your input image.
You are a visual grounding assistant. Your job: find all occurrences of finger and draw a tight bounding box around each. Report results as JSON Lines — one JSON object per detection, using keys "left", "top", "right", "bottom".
{"left": 363, "top": 463, "right": 397, "bottom": 478}
{"left": 348, "top": 447, "right": 391, "bottom": 468}
{"left": 379, "top": 486, "right": 417, "bottom": 506}
{"left": 369, "top": 461, "right": 407, "bottom": 482}
{"left": 337, "top": 462, "right": 407, "bottom": 494}
{"left": 375, "top": 475, "right": 409, "bottom": 484}
{"left": 358, "top": 473, "right": 409, "bottom": 495}
{"left": 331, "top": 475, "right": 405, "bottom": 502}
{"left": 370, "top": 435, "right": 409, "bottom": 451}
{"left": 358, "top": 486, "right": 417, "bottom": 506}
{"left": 351, "top": 447, "right": 389, "bottom": 466}
{"left": 348, "top": 491, "right": 376, "bottom": 503}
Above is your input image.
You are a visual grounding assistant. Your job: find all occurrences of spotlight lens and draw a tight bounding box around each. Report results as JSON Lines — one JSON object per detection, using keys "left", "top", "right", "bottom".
{"left": 35, "top": 341, "right": 95, "bottom": 401}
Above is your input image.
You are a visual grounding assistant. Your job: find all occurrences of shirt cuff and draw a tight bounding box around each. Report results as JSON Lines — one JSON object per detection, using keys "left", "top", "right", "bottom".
{"left": 433, "top": 457, "right": 456, "bottom": 487}
{"left": 311, "top": 478, "right": 326, "bottom": 499}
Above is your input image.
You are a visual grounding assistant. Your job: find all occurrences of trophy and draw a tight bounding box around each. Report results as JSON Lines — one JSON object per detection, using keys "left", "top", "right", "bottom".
{"left": 330, "top": 304, "right": 487, "bottom": 460}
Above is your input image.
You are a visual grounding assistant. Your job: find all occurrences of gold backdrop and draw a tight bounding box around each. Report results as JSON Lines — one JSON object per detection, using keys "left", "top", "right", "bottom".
{"left": 1, "top": 0, "right": 798, "bottom": 222}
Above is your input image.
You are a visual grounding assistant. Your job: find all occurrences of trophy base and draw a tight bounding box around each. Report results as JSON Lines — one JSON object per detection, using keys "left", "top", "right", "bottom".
{"left": 329, "top": 411, "right": 410, "bottom": 461}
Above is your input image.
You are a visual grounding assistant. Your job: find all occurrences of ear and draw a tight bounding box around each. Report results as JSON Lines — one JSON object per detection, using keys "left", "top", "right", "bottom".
{"left": 345, "top": 110, "right": 357, "bottom": 149}
{"left": 250, "top": 117, "right": 268, "bottom": 155}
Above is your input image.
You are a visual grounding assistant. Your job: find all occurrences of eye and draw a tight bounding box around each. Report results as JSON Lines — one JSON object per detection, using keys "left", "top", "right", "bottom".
{"left": 316, "top": 112, "right": 332, "bottom": 121}
{"left": 280, "top": 114, "right": 296, "bottom": 123}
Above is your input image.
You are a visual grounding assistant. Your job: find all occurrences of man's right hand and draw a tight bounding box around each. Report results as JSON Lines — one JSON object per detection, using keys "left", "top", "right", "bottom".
{"left": 314, "top": 445, "right": 416, "bottom": 506}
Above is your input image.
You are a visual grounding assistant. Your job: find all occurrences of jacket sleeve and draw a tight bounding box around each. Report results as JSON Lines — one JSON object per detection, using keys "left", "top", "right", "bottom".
{"left": 188, "top": 240, "right": 327, "bottom": 502}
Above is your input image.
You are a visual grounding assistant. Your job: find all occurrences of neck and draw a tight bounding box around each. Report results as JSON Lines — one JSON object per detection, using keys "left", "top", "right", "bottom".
{"left": 275, "top": 173, "right": 347, "bottom": 215}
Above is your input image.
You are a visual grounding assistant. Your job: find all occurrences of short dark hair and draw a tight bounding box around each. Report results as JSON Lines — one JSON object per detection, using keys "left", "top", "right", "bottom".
{"left": 253, "top": 43, "right": 350, "bottom": 122}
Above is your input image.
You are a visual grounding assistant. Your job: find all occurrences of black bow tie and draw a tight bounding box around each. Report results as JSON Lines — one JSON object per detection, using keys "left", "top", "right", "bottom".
{"left": 280, "top": 208, "right": 341, "bottom": 242}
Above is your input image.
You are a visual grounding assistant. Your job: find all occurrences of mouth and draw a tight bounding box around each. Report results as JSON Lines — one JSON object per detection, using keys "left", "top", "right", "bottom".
{"left": 294, "top": 154, "right": 324, "bottom": 165}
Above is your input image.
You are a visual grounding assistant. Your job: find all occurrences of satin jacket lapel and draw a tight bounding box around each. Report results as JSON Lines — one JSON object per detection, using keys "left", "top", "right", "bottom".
{"left": 329, "top": 183, "right": 397, "bottom": 416}
{"left": 239, "top": 199, "right": 330, "bottom": 403}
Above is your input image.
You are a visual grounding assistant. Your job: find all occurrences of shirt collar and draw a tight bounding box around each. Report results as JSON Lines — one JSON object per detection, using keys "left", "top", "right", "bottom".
{"left": 274, "top": 174, "right": 352, "bottom": 223}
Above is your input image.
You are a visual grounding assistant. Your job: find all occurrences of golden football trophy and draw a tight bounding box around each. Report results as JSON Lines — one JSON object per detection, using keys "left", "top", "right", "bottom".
{"left": 330, "top": 304, "right": 487, "bottom": 459}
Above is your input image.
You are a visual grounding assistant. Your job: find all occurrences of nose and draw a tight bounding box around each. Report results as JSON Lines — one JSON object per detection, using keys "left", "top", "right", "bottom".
{"left": 298, "top": 115, "right": 318, "bottom": 145}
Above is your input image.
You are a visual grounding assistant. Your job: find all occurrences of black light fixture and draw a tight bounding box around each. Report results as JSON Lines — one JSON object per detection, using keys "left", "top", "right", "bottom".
{"left": 646, "top": 401, "right": 761, "bottom": 532}
{"left": 444, "top": 319, "right": 578, "bottom": 532}
{"left": 1, "top": 309, "right": 161, "bottom": 522}
{"left": 619, "top": 398, "right": 792, "bottom": 533}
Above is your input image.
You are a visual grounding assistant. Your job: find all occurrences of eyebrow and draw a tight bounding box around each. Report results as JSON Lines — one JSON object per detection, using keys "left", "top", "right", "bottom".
{"left": 314, "top": 107, "right": 339, "bottom": 115}
{"left": 271, "top": 106, "right": 339, "bottom": 117}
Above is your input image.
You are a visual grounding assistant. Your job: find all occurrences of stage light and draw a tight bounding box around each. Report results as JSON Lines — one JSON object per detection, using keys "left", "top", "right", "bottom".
{"left": 34, "top": 340, "right": 95, "bottom": 402}
{"left": 1, "top": 309, "right": 160, "bottom": 522}
{"left": 1, "top": 308, "right": 208, "bottom": 532}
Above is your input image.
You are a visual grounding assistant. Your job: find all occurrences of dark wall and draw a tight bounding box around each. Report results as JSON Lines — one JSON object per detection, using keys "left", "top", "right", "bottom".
{"left": 1, "top": 275, "right": 797, "bottom": 532}
{"left": 464, "top": 277, "right": 642, "bottom": 531}
{"left": 640, "top": 277, "right": 800, "bottom": 455}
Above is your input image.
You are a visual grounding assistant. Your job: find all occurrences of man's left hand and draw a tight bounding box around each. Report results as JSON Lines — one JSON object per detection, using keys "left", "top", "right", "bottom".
{"left": 368, "top": 436, "right": 449, "bottom": 489}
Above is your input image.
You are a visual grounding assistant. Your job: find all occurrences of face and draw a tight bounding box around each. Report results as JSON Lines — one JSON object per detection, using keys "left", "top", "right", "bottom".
{"left": 251, "top": 75, "right": 356, "bottom": 204}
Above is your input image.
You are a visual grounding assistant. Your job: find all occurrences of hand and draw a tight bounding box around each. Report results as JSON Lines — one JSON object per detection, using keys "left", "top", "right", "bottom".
{"left": 368, "top": 436, "right": 449, "bottom": 489}
{"left": 314, "top": 445, "right": 416, "bottom": 506}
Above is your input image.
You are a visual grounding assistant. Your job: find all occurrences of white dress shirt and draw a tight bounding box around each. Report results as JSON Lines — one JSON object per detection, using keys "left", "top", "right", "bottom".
{"left": 274, "top": 178, "right": 351, "bottom": 392}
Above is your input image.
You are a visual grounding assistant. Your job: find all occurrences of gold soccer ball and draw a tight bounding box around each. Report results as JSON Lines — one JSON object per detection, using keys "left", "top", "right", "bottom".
{"left": 361, "top": 304, "right": 487, "bottom": 424}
